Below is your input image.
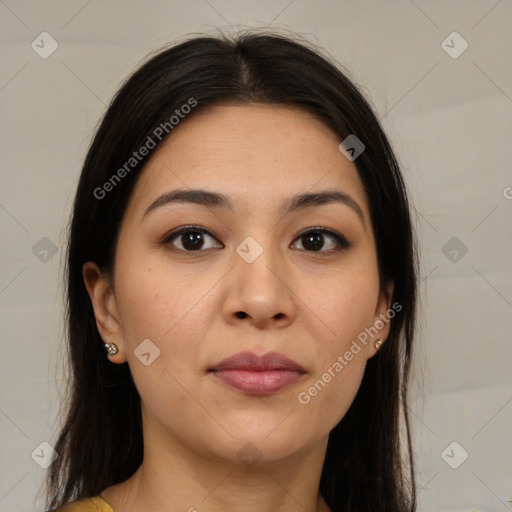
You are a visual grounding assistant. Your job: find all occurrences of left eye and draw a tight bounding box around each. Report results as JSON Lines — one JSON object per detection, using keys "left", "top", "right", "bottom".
{"left": 291, "top": 228, "right": 350, "bottom": 253}
{"left": 162, "top": 226, "right": 349, "bottom": 253}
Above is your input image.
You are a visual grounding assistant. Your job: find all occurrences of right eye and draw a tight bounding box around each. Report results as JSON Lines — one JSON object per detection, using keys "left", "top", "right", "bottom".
{"left": 162, "top": 226, "right": 223, "bottom": 252}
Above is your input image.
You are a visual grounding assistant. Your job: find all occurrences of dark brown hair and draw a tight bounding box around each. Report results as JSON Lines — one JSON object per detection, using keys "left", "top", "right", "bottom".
{"left": 45, "top": 29, "right": 418, "bottom": 512}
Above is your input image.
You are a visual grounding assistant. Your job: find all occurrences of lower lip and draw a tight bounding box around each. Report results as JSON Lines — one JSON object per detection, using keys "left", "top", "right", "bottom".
{"left": 211, "top": 369, "right": 305, "bottom": 394}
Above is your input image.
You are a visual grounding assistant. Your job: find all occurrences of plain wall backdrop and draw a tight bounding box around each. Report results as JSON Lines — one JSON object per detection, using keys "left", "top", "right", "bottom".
{"left": 0, "top": 1, "right": 511, "bottom": 511}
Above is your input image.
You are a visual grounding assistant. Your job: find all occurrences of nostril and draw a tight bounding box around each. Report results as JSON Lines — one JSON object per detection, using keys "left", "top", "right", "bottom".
{"left": 236, "top": 311, "right": 247, "bottom": 319}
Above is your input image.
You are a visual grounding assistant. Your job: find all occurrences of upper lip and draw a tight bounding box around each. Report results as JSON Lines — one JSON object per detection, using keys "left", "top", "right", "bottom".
{"left": 209, "top": 351, "right": 306, "bottom": 373}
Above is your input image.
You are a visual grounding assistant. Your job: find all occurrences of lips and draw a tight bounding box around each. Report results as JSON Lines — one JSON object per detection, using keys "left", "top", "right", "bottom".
{"left": 208, "top": 351, "right": 306, "bottom": 395}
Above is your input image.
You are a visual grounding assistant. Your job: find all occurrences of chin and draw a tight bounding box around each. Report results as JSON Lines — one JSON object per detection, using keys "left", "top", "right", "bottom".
{"left": 201, "top": 415, "right": 322, "bottom": 465}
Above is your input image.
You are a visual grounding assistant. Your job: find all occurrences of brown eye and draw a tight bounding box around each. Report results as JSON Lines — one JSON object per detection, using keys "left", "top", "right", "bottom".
{"left": 162, "top": 225, "right": 349, "bottom": 254}
{"left": 163, "top": 226, "right": 223, "bottom": 252}
{"left": 292, "top": 228, "right": 350, "bottom": 253}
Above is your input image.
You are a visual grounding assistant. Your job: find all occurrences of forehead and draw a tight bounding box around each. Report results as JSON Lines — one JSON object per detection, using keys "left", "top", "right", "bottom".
{"left": 125, "top": 104, "right": 368, "bottom": 217}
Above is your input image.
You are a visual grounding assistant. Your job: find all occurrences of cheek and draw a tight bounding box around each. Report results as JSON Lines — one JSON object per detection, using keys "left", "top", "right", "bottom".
{"left": 297, "top": 264, "right": 378, "bottom": 418}
{"left": 310, "top": 264, "right": 380, "bottom": 350}
{"left": 115, "top": 266, "right": 178, "bottom": 339}
{"left": 113, "top": 257, "right": 221, "bottom": 368}
{"left": 302, "top": 355, "right": 367, "bottom": 427}
{"left": 113, "top": 263, "right": 217, "bottom": 423}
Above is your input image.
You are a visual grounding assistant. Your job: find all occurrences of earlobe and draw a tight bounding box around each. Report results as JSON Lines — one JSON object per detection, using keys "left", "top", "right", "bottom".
{"left": 82, "top": 261, "right": 127, "bottom": 363}
{"left": 368, "top": 281, "right": 395, "bottom": 357}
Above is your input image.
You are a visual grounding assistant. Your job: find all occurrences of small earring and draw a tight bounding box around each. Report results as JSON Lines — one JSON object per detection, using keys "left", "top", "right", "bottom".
{"left": 104, "top": 342, "right": 118, "bottom": 356}
{"left": 375, "top": 338, "right": 384, "bottom": 350}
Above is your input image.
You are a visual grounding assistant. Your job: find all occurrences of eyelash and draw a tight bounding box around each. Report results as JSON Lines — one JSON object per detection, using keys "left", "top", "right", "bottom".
{"left": 161, "top": 225, "right": 350, "bottom": 255}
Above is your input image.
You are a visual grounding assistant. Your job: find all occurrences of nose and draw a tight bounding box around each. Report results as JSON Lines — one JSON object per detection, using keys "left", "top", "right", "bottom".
{"left": 221, "top": 242, "right": 297, "bottom": 331}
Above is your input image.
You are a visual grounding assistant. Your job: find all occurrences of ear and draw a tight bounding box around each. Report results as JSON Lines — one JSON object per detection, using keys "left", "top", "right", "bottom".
{"left": 82, "top": 261, "right": 127, "bottom": 364}
{"left": 367, "top": 281, "right": 395, "bottom": 358}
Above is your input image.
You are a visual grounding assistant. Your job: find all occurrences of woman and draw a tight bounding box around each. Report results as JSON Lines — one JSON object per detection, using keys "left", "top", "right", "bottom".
{"left": 45, "top": 30, "right": 418, "bottom": 512}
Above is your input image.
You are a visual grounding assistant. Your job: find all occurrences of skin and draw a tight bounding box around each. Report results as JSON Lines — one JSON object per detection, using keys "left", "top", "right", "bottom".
{"left": 83, "top": 104, "right": 393, "bottom": 512}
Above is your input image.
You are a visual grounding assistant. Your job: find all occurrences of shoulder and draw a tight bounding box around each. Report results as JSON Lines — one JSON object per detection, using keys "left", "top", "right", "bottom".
{"left": 49, "top": 495, "right": 114, "bottom": 512}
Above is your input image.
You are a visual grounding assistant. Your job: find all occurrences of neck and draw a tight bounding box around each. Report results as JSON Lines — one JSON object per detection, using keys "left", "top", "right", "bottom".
{"left": 103, "top": 421, "right": 331, "bottom": 512}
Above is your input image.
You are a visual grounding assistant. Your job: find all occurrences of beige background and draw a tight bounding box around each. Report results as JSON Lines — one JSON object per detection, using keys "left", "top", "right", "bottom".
{"left": 1, "top": 1, "right": 511, "bottom": 511}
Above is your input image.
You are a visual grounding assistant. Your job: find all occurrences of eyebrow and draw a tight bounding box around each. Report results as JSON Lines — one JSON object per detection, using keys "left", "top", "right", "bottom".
{"left": 142, "top": 188, "right": 365, "bottom": 225}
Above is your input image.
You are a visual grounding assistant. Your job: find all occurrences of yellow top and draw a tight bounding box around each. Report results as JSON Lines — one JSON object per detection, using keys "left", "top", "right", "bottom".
{"left": 53, "top": 495, "right": 114, "bottom": 512}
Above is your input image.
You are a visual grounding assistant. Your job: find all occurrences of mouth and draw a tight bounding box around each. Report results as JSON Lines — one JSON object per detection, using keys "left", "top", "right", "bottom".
{"left": 208, "top": 351, "right": 307, "bottom": 395}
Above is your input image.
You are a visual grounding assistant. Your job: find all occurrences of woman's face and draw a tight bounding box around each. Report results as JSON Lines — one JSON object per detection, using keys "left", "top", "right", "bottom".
{"left": 86, "top": 104, "right": 392, "bottom": 465}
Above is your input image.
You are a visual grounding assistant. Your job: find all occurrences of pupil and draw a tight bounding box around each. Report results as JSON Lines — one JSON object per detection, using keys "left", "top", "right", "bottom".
{"left": 182, "top": 231, "right": 204, "bottom": 250}
{"left": 303, "top": 232, "right": 323, "bottom": 251}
